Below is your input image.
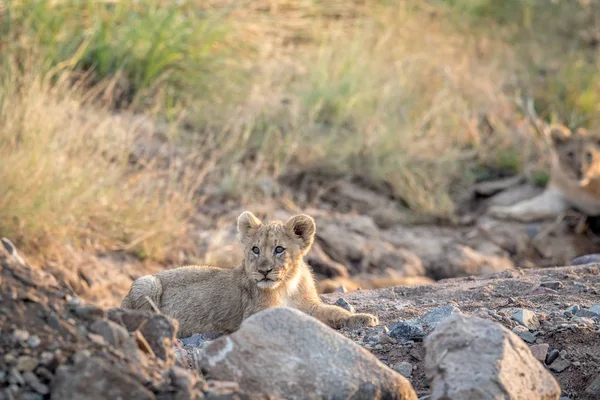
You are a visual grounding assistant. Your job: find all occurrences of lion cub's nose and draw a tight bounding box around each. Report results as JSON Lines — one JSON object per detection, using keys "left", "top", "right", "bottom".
{"left": 258, "top": 268, "right": 273, "bottom": 277}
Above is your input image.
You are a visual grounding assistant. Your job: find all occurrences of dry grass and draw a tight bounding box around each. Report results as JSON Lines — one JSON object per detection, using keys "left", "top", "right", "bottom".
{"left": 1, "top": 0, "right": 596, "bottom": 261}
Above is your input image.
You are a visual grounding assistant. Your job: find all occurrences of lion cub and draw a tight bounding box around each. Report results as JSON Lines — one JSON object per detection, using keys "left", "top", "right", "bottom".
{"left": 121, "top": 211, "right": 378, "bottom": 337}
{"left": 488, "top": 124, "right": 600, "bottom": 222}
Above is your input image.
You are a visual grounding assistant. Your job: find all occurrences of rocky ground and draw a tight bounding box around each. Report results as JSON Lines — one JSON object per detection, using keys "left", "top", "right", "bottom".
{"left": 2, "top": 171, "right": 600, "bottom": 399}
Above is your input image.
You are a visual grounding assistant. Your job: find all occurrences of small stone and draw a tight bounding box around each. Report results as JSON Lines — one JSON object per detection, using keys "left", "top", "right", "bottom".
{"left": 545, "top": 349, "right": 560, "bottom": 365}
{"left": 512, "top": 326, "right": 536, "bottom": 343}
{"left": 74, "top": 305, "right": 107, "bottom": 321}
{"left": 16, "top": 356, "right": 38, "bottom": 372}
{"left": 540, "top": 281, "right": 563, "bottom": 290}
{"left": 573, "top": 316, "right": 595, "bottom": 326}
{"left": 393, "top": 361, "right": 413, "bottom": 378}
{"left": 529, "top": 344, "right": 549, "bottom": 362}
{"left": 335, "top": 286, "right": 348, "bottom": 293}
{"left": 66, "top": 295, "right": 83, "bottom": 307}
{"left": 586, "top": 373, "right": 600, "bottom": 395}
{"left": 512, "top": 309, "right": 539, "bottom": 329}
{"left": 588, "top": 304, "right": 600, "bottom": 317}
{"left": 9, "top": 368, "right": 25, "bottom": 386}
{"left": 26, "top": 336, "right": 40, "bottom": 349}
{"left": 549, "top": 357, "right": 571, "bottom": 373}
{"left": 39, "top": 352, "right": 53, "bottom": 366}
{"left": 566, "top": 305, "right": 580, "bottom": 314}
{"left": 22, "top": 372, "right": 49, "bottom": 395}
{"left": 575, "top": 309, "right": 599, "bottom": 319}
{"left": 373, "top": 344, "right": 383, "bottom": 350}
{"left": 334, "top": 298, "right": 355, "bottom": 313}
{"left": 419, "top": 306, "right": 461, "bottom": 330}
{"left": 12, "top": 329, "right": 30, "bottom": 342}
{"left": 388, "top": 321, "right": 425, "bottom": 343}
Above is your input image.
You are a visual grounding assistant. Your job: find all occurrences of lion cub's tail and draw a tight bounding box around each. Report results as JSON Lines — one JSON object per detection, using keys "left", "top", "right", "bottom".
{"left": 120, "top": 275, "right": 163, "bottom": 312}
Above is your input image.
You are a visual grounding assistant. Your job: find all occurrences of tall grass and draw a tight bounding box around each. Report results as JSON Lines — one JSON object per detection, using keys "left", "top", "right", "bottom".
{"left": 0, "top": 0, "right": 594, "bottom": 262}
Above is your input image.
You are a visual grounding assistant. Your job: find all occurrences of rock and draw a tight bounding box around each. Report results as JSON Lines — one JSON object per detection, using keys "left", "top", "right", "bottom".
{"left": 548, "top": 357, "right": 571, "bottom": 373}
{"left": 393, "top": 362, "right": 413, "bottom": 378}
{"left": 589, "top": 304, "right": 600, "bottom": 316}
{"left": 26, "top": 336, "right": 40, "bottom": 349}
{"left": 574, "top": 309, "right": 599, "bottom": 319}
{"left": 573, "top": 316, "right": 595, "bottom": 326}
{"left": 12, "top": 329, "right": 30, "bottom": 342}
{"left": 16, "top": 356, "right": 38, "bottom": 373}
{"left": 334, "top": 298, "right": 355, "bottom": 313}
{"left": 306, "top": 241, "right": 349, "bottom": 278}
{"left": 529, "top": 344, "right": 549, "bottom": 362}
{"left": 107, "top": 308, "right": 178, "bottom": 365}
{"left": 586, "top": 374, "right": 600, "bottom": 395}
{"left": 565, "top": 305, "right": 580, "bottom": 316}
{"left": 512, "top": 309, "right": 540, "bottom": 329}
{"left": 51, "top": 356, "right": 155, "bottom": 400}
{"left": 419, "top": 306, "right": 461, "bottom": 330}
{"left": 22, "top": 372, "right": 49, "bottom": 395}
{"left": 545, "top": 349, "right": 560, "bottom": 365}
{"left": 388, "top": 321, "right": 425, "bottom": 343}
{"left": 316, "top": 215, "right": 425, "bottom": 277}
{"left": 540, "top": 281, "right": 563, "bottom": 290}
{"left": 427, "top": 244, "right": 514, "bottom": 280}
{"left": 424, "top": 314, "right": 560, "bottom": 400}
{"left": 89, "top": 319, "right": 132, "bottom": 349}
{"left": 570, "top": 253, "right": 600, "bottom": 266}
{"left": 512, "top": 326, "right": 536, "bottom": 344}
{"left": 194, "top": 307, "right": 418, "bottom": 400}
{"left": 335, "top": 285, "right": 348, "bottom": 293}
{"left": 74, "top": 305, "right": 107, "bottom": 321}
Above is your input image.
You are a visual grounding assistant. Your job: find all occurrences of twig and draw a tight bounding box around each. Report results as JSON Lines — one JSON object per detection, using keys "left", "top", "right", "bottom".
{"left": 144, "top": 295, "right": 162, "bottom": 314}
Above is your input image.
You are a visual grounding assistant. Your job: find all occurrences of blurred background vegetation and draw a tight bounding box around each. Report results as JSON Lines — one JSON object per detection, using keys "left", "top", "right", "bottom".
{"left": 0, "top": 0, "right": 599, "bottom": 262}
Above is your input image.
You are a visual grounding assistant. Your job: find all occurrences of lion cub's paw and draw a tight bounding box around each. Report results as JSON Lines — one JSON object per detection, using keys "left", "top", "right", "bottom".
{"left": 344, "top": 313, "right": 379, "bottom": 328}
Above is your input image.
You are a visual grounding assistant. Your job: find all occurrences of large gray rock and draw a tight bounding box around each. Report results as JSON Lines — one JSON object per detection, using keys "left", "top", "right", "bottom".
{"left": 194, "top": 307, "right": 418, "bottom": 400}
{"left": 424, "top": 314, "right": 560, "bottom": 400}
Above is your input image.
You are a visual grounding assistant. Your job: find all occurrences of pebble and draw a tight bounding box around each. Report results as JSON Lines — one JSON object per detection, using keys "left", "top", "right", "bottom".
{"left": 512, "top": 326, "right": 536, "bottom": 344}
{"left": 588, "top": 304, "right": 600, "bottom": 317}
{"left": 393, "top": 361, "right": 413, "bottom": 378}
{"left": 388, "top": 321, "right": 425, "bottom": 343}
{"left": 9, "top": 368, "right": 25, "bottom": 386}
{"left": 548, "top": 357, "right": 571, "bottom": 373}
{"left": 573, "top": 316, "right": 595, "bottom": 326}
{"left": 420, "top": 306, "right": 461, "bottom": 330}
{"left": 39, "top": 352, "right": 54, "bottom": 366}
{"left": 26, "top": 336, "right": 41, "bottom": 349}
{"left": 16, "top": 356, "right": 39, "bottom": 372}
{"left": 529, "top": 343, "right": 549, "bottom": 362}
{"left": 545, "top": 349, "right": 560, "bottom": 365}
{"left": 512, "top": 309, "right": 539, "bottom": 329}
{"left": 335, "top": 286, "right": 348, "bottom": 293}
{"left": 12, "top": 329, "right": 30, "bottom": 342}
{"left": 334, "top": 298, "right": 355, "bottom": 313}
{"left": 22, "top": 372, "right": 49, "bottom": 395}
{"left": 540, "top": 281, "right": 563, "bottom": 290}
{"left": 586, "top": 373, "right": 600, "bottom": 395}
{"left": 74, "top": 305, "right": 106, "bottom": 321}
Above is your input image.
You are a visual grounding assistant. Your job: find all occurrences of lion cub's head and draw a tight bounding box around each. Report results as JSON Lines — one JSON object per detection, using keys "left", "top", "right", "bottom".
{"left": 550, "top": 124, "right": 600, "bottom": 186}
{"left": 236, "top": 211, "right": 315, "bottom": 289}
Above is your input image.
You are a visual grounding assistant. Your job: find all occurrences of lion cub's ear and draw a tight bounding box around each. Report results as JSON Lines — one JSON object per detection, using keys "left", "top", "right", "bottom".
{"left": 548, "top": 124, "right": 572, "bottom": 144}
{"left": 237, "top": 211, "right": 262, "bottom": 243}
{"left": 285, "top": 214, "right": 316, "bottom": 253}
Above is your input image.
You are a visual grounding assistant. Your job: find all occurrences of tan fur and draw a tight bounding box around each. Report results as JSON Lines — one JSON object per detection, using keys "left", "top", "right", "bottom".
{"left": 121, "top": 211, "right": 378, "bottom": 337}
{"left": 317, "top": 275, "right": 435, "bottom": 294}
{"left": 488, "top": 124, "right": 600, "bottom": 222}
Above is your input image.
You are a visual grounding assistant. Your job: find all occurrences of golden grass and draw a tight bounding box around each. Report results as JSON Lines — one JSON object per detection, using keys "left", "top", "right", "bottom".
{"left": 2, "top": 0, "right": 593, "bottom": 262}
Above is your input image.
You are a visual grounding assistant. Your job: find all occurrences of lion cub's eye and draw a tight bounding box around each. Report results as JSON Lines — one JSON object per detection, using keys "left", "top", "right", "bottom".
{"left": 274, "top": 246, "right": 285, "bottom": 255}
{"left": 252, "top": 246, "right": 260, "bottom": 255}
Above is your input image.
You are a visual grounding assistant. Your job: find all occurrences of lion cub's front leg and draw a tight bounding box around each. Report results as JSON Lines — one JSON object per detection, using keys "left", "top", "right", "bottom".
{"left": 309, "top": 303, "right": 378, "bottom": 329}
{"left": 487, "top": 187, "right": 569, "bottom": 222}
